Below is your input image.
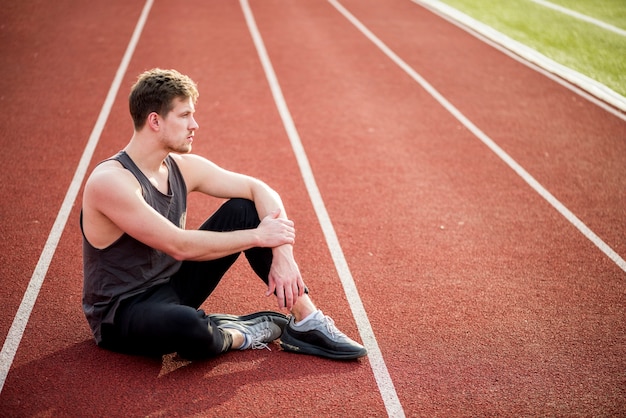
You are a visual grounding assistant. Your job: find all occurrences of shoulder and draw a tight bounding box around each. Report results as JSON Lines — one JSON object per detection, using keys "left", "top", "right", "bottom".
{"left": 82, "top": 159, "right": 146, "bottom": 246}
{"left": 168, "top": 153, "right": 223, "bottom": 187}
{"left": 87, "top": 159, "right": 135, "bottom": 186}
{"left": 84, "top": 160, "right": 140, "bottom": 203}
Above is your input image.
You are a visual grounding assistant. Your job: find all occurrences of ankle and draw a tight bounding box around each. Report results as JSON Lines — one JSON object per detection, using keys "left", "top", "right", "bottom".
{"left": 291, "top": 295, "right": 317, "bottom": 322}
{"left": 294, "top": 309, "right": 322, "bottom": 326}
{"left": 225, "top": 329, "right": 245, "bottom": 350}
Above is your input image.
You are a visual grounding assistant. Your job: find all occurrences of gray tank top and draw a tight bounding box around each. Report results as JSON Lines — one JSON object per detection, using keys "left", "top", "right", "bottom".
{"left": 81, "top": 151, "right": 187, "bottom": 344}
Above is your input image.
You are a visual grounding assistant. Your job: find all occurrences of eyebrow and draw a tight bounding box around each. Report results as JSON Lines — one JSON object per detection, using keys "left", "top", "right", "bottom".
{"left": 177, "top": 106, "right": 194, "bottom": 115}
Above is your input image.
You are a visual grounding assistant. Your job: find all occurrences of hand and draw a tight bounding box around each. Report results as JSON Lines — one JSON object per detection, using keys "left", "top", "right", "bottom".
{"left": 265, "top": 246, "right": 306, "bottom": 310}
{"left": 256, "top": 209, "right": 295, "bottom": 248}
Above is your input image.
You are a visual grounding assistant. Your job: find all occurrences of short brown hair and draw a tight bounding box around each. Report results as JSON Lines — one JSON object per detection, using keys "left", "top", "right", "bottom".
{"left": 129, "top": 68, "right": 199, "bottom": 130}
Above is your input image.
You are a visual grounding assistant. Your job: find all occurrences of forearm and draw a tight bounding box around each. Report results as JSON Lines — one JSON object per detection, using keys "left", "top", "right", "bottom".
{"left": 169, "top": 197, "right": 295, "bottom": 261}
{"left": 170, "top": 229, "right": 260, "bottom": 261}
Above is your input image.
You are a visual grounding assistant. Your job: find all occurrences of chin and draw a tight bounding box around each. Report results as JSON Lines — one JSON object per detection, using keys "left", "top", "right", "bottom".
{"left": 175, "top": 145, "right": 192, "bottom": 154}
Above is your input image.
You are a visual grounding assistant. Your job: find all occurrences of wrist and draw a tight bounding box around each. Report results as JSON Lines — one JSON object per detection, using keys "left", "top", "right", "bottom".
{"left": 272, "top": 243, "right": 293, "bottom": 256}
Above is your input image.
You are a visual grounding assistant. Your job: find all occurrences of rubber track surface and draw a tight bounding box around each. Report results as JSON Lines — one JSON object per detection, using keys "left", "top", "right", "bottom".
{"left": 0, "top": 0, "right": 624, "bottom": 416}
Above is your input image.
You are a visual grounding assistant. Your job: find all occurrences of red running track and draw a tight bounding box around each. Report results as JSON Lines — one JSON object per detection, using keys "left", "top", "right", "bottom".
{"left": 0, "top": 0, "right": 624, "bottom": 416}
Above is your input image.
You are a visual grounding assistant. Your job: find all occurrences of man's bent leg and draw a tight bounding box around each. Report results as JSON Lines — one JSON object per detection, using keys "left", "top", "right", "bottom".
{"left": 103, "top": 284, "right": 232, "bottom": 360}
{"left": 171, "top": 199, "right": 263, "bottom": 308}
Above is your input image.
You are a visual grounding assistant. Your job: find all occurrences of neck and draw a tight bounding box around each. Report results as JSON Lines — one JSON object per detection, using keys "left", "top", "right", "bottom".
{"left": 124, "top": 134, "right": 168, "bottom": 174}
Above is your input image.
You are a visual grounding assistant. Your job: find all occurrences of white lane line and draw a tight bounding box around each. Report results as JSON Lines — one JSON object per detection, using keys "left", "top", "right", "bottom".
{"left": 239, "top": 1, "right": 406, "bottom": 417}
{"left": 328, "top": 0, "right": 626, "bottom": 275}
{"left": 0, "top": 0, "right": 154, "bottom": 394}
{"left": 528, "top": 0, "right": 626, "bottom": 37}
{"left": 413, "top": 0, "right": 626, "bottom": 115}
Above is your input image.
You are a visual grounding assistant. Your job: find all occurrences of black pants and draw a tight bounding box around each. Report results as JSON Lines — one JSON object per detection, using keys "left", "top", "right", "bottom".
{"left": 101, "top": 199, "right": 273, "bottom": 360}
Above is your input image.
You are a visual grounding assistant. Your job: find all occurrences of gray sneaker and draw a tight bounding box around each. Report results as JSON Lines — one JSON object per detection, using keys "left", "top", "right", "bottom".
{"left": 280, "top": 311, "right": 367, "bottom": 360}
{"left": 215, "top": 312, "right": 288, "bottom": 350}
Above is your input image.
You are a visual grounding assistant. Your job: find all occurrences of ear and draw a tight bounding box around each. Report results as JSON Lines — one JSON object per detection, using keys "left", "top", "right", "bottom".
{"left": 147, "top": 112, "right": 160, "bottom": 131}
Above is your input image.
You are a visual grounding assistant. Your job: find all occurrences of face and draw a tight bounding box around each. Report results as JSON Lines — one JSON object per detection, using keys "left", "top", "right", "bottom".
{"left": 158, "top": 96, "right": 199, "bottom": 154}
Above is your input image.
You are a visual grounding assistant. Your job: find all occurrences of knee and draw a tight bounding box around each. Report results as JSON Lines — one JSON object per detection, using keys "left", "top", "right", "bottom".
{"left": 198, "top": 198, "right": 260, "bottom": 232}
{"left": 223, "top": 198, "right": 256, "bottom": 213}
{"left": 222, "top": 198, "right": 260, "bottom": 229}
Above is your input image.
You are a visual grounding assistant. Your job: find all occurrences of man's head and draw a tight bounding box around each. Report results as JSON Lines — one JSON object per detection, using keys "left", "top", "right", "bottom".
{"left": 129, "top": 68, "right": 199, "bottom": 131}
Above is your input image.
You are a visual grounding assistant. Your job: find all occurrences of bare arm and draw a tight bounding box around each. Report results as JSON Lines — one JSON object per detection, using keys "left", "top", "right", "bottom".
{"left": 81, "top": 161, "right": 295, "bottom": 261}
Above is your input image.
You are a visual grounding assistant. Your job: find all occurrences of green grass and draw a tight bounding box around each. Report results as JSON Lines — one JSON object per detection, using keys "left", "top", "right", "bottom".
{"left": 437, "top": 0, "right": 626, "bottom": 97}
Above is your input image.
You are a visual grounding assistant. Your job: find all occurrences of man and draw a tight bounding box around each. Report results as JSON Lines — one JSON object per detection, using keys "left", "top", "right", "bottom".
{"left": 81, "top": 68, "right": 367, "bottom": 361}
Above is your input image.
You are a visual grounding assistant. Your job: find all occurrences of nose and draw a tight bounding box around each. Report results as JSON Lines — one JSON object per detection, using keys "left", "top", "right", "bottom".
{"left": 190, "top": 116, "right": 199, "bottom": 130}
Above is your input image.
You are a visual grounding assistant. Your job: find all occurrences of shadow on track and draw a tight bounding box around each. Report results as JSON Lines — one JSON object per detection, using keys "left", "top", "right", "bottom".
{"left": 0, "top": 339, "right": 361, "bottom": 417}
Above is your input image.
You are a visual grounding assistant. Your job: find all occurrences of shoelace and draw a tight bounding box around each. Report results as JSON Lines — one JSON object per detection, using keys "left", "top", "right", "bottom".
{"left": 322, "top": 315, "right": 345, "bottom": 338}
{"left": 250, "top": 327, "right": 273, "bottom": 351}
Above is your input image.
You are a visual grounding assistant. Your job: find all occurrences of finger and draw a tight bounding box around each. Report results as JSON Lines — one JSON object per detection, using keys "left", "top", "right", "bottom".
{"left": 291, "top": 283, "right": 300, "bottom": 307}
{"left": 265, "top": 277, "right": 276, "bottom": 297}
{"left": 283, "top": 286, "right": 294, "bottom": 310}
{"left": 275, "top": 284, "right": 286, "bottom": 308}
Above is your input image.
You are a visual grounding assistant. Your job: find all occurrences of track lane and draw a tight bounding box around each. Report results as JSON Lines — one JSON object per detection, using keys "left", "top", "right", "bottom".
{"left": 0, "top": 0, "right": 147, "bottom": 363}
{"left": 241, "top": 1, "right": 404, "bottom": 415}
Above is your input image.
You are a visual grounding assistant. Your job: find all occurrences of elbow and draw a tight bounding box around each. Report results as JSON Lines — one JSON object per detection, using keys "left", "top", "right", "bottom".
{"left": 170, "top": 250, "right": 188, "bottom": 262}
{"left": 169, "top": 242, "right": 197, "bottom": 261}
{"left": 166, "top": 234, "right": 194, "bottom": 261}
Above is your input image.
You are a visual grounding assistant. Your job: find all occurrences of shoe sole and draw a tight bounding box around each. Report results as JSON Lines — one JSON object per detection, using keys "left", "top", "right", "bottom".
{"left": 279, "top": 329, "right": 367, "bottom": 360}
{"left": 210, "top": 311, "right": 288, "bottom": 331}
